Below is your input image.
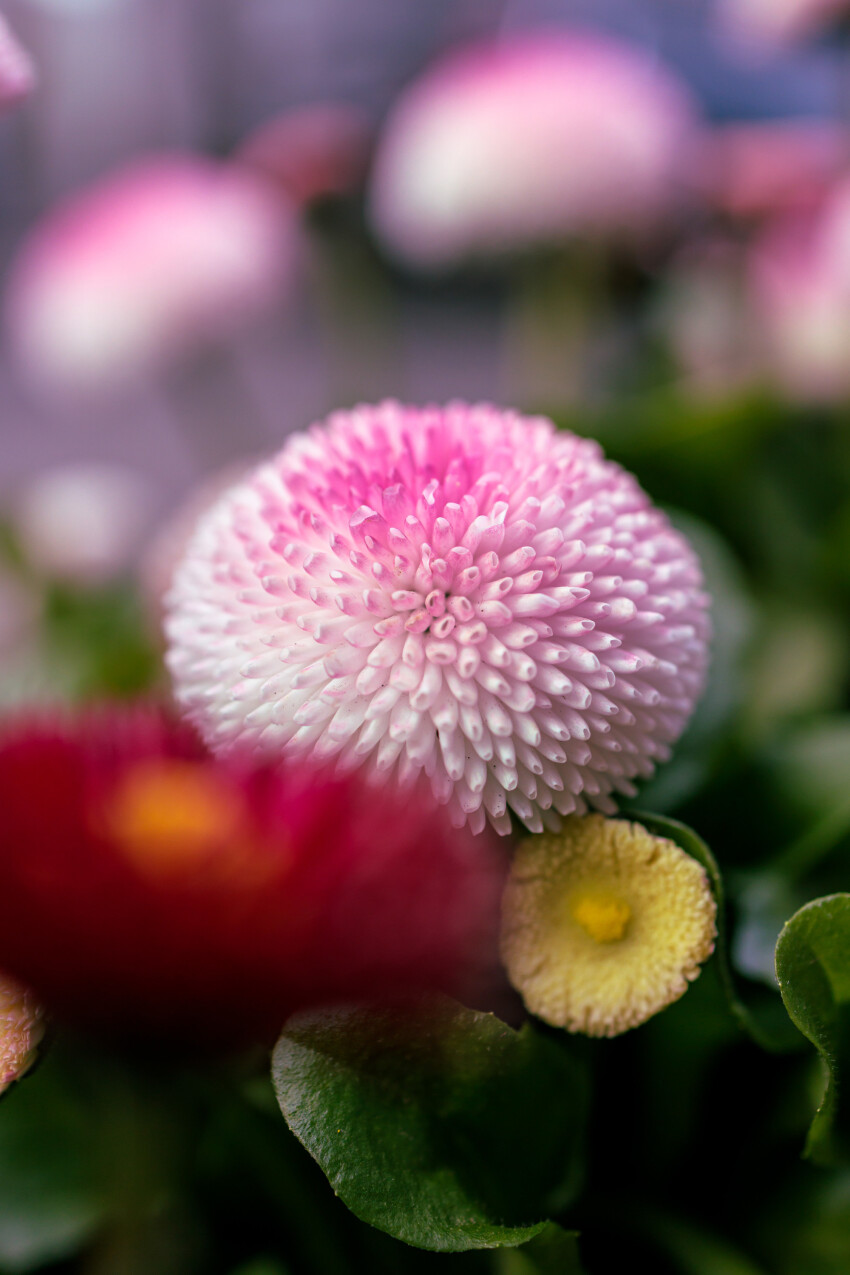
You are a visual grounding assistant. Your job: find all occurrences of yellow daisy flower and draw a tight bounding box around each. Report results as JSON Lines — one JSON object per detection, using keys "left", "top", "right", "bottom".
{"left": 500, "top": 815, "right": 717, "bottom": 1037}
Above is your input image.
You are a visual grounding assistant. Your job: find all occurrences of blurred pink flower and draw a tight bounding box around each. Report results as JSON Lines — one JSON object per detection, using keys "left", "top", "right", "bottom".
{"left": 699, "top": 120, "right": 846, "bottom": 222}
{"left": 5, "top": 155, "right": 299, "bottom": 398}
{"left": 749, "top": 180, "right": 850, "bottom": 401}
{"left": 368, "top": 32, "right": 700, "bottom": 269}
{"left": 165, "top": 402, "right": 710, "bottom": 836}
{"left": 13, "top": 463, "right": 155, "bottom": 586}
{"left": 238, "top": 103, "right": 371, "bottom": 208}
{"left": 716, "top": 0, "right": 849, "bottom": 46}
{"left": 0, "top": 707, "right": 504, "bottom": 1050}
{"left": 0, "top": 15, "right": 35, "bottom": 114}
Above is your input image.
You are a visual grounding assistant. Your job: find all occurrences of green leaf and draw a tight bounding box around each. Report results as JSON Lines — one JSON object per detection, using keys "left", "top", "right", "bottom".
{"left": 272, "top": 997, "right": 587, "bottom": 1252}
{"left": 41, "top": 580, "right": 161, "bottom": 699}
{"left": 633, "top": 811, "right": 797, "bottom": 1052}
{"left": 775, "top": 894, "right": 850, "bottom": 1164}
{"left": 0, "top": 1048, "right": 106, "bottom": 1272}
{"left": 495, "top": 1223, "right": 585, "bottom": 1275}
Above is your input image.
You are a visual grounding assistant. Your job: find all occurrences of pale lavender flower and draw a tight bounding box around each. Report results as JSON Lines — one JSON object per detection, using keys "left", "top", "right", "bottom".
{"left": 166, "top": 403, "right": 710, "bottom": 835}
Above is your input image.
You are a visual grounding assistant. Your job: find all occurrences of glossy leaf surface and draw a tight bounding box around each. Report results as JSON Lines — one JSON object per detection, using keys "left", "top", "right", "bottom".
{"left": 272, "top": 997, "right": 586, "bottom": 1252}
{"left": 775, "top": 894, "right": 850, "bottom": 1164}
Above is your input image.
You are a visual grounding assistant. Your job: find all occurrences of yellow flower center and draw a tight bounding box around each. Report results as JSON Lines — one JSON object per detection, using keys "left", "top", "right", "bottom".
{"left": 572, "top": 893, "right": 631, "bottom": 943}
{"left": 104, "top": 760, "right": 244, "bottom": 875}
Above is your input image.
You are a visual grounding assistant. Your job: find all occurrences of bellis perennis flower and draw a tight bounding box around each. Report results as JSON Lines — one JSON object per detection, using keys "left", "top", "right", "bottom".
{"left": 0, "top": 708, "right": 503, "bottom": 1051}
{"left": 166, "top": 403, "right": 710, "bottom": 836}
{"left": 368, "top": 32, "right": 699, "bottom": 269}
{"left": 501, "top": 815, "right": 717, "bottom": 1036}
{"left": 5, "top": 155, "right": 297, "bottom": 397}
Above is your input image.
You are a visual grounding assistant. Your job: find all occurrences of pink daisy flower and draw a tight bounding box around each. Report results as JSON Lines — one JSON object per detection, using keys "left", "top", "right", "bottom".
{"left": 5, "top": 155, "right": 298, "bottom": 397}
{"left": 368, "top": 32, "right": 699, "bottom": 269}
{"left": 748, "top": 179, "right": 850, "bottom": 402}
{"left": 0, "top": 707, "right": 503, "bottom": 1050}
{"left": 166, "top": 403, "right": 710, "bottom": 836}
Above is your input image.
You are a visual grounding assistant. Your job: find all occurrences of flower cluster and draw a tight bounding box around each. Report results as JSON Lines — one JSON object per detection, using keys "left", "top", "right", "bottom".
{"left": 0, "top": 708, "right": 503, "bottom": 1050}
{"left": 166, "top": 402, "right": 710, "bottom": 835}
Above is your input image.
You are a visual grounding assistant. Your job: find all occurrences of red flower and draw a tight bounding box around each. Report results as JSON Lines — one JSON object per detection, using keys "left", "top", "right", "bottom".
{"left": 0, "top": 708, "right": 504, "bottom": 1050}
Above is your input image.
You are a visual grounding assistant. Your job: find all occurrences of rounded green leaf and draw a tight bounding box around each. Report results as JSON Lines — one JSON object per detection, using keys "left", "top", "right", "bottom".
{"left": 0, "top": 1049, "right": 106, "bottom": 1272}
{"left": 775, "top": 894, "right": 850, "bottom": 1164}
{"left": 272, "top": 997, "right": 586, "bottom": 1252}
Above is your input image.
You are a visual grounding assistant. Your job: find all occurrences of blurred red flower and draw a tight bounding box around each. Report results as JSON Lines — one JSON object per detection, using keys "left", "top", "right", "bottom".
{"left": 0, "top": 708, "right": 504, "bottom": 1051}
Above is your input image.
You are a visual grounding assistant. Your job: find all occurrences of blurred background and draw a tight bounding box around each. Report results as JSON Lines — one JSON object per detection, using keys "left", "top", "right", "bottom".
{"left": 3, "top": 2, "right": 850, "bottom": 1273}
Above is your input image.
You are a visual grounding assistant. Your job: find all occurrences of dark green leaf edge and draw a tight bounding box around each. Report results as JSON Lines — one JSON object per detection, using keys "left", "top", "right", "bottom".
{"left": 775, "top": 893, "right": 850, "bottom": 1165}
{"left": 633, "top": 810, "right": 794, "bottom": 1053}
{"left": 271, "top": 999, "right": 570, "bottom": 1253}
{"left": 496, "top": 1221, "right": 586, "bottom": 1275}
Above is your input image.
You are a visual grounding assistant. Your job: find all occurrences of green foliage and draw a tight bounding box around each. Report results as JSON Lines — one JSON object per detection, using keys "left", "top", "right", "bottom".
{"left": 272, "top": 998, "right": 587, "bottom": 1252}
{"left": 41, "top": 581, "right": 161, "bottom": 698}
{"left": 776, "top": 895, "right": 850, "bottom": 1165}
{"left": 495, "top": 1223, "right": 585, "bottom": 1275}
{"left": 0, "top": 1048, "right": 106, "bottom": 1272}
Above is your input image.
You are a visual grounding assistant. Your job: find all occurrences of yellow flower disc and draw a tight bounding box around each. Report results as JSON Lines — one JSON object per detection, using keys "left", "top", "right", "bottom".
{"left": 500, "top": 815, "right": 717, "bottom": 1037}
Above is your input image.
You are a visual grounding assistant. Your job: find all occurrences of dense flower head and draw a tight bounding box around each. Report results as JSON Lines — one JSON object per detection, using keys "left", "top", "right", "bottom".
{"left": 500, "top": 815, "right": 717, "bottom": 1036}
{"left": 0, "top": 973, "right": 43, "bottom": 1096}
{"left": 5, "top": 155, "right": 298, "bottom": 397}
{"left": 0, "top": 708, "right": 504, "bottom": 1050}
{"left": 368, "top": 32, "right": 699, "bottom": 268}
{"left": 166, "top": 402, "right": 710, "bottom": 836}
